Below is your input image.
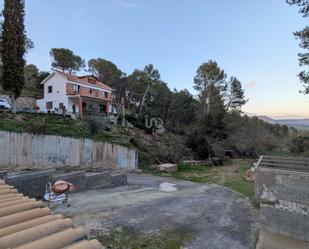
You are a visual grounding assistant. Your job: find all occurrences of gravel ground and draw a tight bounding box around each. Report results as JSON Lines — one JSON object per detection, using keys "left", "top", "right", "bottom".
{"left": 53, "top": 173, "right": 259, "bottom": 249}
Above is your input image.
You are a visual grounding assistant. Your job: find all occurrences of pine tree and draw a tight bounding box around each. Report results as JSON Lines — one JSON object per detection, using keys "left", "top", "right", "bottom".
{"left": 50, "top": 48, "right": 85, "bottom": 73}
{"left": 286, "top": 0, "right": 309, "bottom": 17}
{"left": 1, "top": 0, "right": 26, "bottom": 112}
{"left": 294, "top": 27, "right": 309, "bottom": 93}
{"left": 286, "top": 0, "right": 309, "bottom": 93}
{"left": 193, "top": 60, "right": 227, "bottom": 115}
{"left": 227, "top": 76, "right": 248, "bottom": 111}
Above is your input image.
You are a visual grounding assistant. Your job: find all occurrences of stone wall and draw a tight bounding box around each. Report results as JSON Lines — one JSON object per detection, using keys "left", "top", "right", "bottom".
{"left": 0, "top": 131, "right": 138, "bottom": 171}
{"left": 0, "top": 94, "right": 36, "bottom": 111}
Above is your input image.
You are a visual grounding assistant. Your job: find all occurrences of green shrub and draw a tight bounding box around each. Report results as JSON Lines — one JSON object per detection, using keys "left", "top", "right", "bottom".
{"left": 25, "top": 121, "right": 47, "bottom": 134}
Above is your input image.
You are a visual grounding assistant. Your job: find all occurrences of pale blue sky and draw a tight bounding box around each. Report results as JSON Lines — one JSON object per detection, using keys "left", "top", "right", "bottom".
{"left": 3, "top": 0, "right": 309, "bottom": 118}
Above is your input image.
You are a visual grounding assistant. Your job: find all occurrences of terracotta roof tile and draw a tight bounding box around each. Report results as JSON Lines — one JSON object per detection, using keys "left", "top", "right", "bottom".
{"left": 0, "top": 181, "right": 102, "bottom": 249}
{"left": 56, "top": 70, "right": 113, "bottom": 91}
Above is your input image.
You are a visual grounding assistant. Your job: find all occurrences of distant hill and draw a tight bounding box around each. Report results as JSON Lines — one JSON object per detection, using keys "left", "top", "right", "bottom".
{"left": 256, "top": 116, "right": 276, "bottom": 124}
{"left": 256, "top": 116, "right": 309, "bottom": 130}
{"left": 276, "top": 118, "right": 309, "bottom": 126}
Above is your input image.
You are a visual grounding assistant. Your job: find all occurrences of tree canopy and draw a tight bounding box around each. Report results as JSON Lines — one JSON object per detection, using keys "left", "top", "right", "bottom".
{"left": 227, "top": 76, "right": 248, "bottom": 111}
{"left": 193, "top": 60, "right": 227, "bottom": 115}
{"left": 88, "top": 58, "right": 123, "bottom": 86}
{"left": 50, "top": 48, "right": 85, "bottom": 73}
{"left": 87, "top": 58, "right": 125, "bottom": 103}
{"left": 23, "top": 64, "right": 48, "bottom": 98}
{"left": 287, "top": 0, "right": 309, "bottom": 17}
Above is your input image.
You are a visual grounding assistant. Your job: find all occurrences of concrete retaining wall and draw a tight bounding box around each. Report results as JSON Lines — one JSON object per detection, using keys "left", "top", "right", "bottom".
{"left": 2, "top": 169, "right": 128, "bottom": 198}
{"left": 260, "top": 204, "right": 309, "bottom": 242}
{"left": 255, "top": 167, "right": 309, "bottom": 205}
{"left": 255, "top": 163, "right": 309, "bottom": 242}
{"left": 0, "top": 131, "right": 138, "bottom": 171}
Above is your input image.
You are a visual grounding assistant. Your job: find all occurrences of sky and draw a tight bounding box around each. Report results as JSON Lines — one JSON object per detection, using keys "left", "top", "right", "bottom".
{"left": 2, "top": 0, "right": 309, "bottom": 119}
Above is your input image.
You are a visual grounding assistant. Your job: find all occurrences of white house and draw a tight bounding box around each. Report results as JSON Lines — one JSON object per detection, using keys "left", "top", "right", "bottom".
{"left": 36, "top": 70, "right": 117, "bottom": 117}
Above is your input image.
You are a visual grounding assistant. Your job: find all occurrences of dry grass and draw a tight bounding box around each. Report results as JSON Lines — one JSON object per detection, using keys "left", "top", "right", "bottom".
{"left": 156, "top": 159, "right": 255, "bottom": 199}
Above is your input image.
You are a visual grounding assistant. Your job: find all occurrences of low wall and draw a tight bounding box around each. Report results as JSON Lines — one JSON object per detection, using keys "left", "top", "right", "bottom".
{"left": 1, "top": 169, "right": 127, "bottom": 198}
{"left": 0, "top": 131, "right": 138, "bottom": 171}
{"left": 255, "top": 156, "right": 309, "bottom": 242}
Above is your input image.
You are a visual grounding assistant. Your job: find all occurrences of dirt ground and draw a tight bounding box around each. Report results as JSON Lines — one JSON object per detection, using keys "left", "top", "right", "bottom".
{"left": 53, "top": 173, "right": 259, "bottom": 249}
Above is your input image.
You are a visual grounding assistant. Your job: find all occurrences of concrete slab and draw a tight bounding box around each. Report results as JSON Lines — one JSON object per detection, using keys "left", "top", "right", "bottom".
{"left": 256, "top": 230, "right": 309, "bottom": 249}
{"left": 54, "top": 173, "right": 259, "bottom": 249}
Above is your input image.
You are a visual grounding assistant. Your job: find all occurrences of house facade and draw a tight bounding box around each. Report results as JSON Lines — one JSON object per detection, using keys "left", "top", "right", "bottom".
{"left": 36, "top": 71, "right": 117, "bottom": 117}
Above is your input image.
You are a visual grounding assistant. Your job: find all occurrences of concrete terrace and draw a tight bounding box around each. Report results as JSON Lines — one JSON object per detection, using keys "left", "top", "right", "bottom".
{"left": 54, "top": 173, "right": 260, "bottom": 249}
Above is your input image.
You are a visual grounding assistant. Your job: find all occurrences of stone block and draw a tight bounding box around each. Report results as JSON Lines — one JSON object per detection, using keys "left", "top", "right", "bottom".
{"left": 157, "top": 163, "right": 177, "bottom": 173}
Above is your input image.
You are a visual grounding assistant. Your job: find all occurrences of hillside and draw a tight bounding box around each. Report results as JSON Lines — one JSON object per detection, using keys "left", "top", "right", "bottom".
{"left": 256, "top": 116, "right": 276, "bottom": 124}
{"left": 0, "top": 112, "right": 193, "bottom": 167}
{"left": 276, "top": 119, "right": 309, "bottom": 130}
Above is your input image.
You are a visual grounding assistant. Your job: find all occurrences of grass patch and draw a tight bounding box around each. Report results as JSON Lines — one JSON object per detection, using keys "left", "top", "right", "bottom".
{"left": 96, "top": 227, "right": 192, "bottom": 249}
{"left": 0, "top": 112, "right": 91, "bottom": 137}
{"left": 0, "top": 112, "right": 134, "bottom": 147}
{"left": 94, "top": 130, "right": 133, "bottom": 147}
{"left": 224, "top": 180, "right": 254, "bottom": 199}
{"left": 155, "top": 159, "right": 256, "bottom": 200}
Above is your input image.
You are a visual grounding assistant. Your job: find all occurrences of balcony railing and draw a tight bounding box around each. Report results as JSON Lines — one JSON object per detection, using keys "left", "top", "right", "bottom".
{"left": 66, "top": 83, "right": 111, "bottom": 101}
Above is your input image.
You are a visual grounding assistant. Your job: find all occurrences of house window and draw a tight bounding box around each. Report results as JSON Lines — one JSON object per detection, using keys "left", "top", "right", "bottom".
{"left": 48, "top": 86, "right": 52, "bottom": 93}
{"left": 73, "top": 84, "right": 79, "bottom": 93}
{"left": 46, "top": 101, "right": 53, "bottom": 110}
{"left": 104, "top": 92, "right": 108, "bottom": 98}
{"left": 59, "top": 103, "right": 64, "bottom": 110}
{"left": 88, "top": 78, "right": 96, "bottom": 84}
{"left": 89, "top": 88, "right": 93, "bottom": 94}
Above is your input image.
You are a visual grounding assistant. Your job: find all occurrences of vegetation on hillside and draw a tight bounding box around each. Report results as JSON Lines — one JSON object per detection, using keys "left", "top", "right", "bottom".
{"left": 0, "top": 112, "right": 91, "bottom": 138}
{"left": 0, "top": 111, "right": 193, "bottom": 166}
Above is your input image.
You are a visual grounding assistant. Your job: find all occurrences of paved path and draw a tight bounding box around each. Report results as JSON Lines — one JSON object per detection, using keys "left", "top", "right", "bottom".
{"left": 54, "top": 173, "right": 259, "bottom": 249}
